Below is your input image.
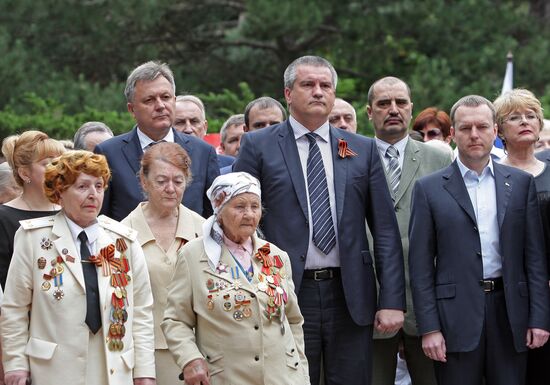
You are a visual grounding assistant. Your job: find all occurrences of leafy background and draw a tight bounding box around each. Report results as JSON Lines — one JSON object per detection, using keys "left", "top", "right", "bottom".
{"left": 1, "top": 0, "right": 549, "bottom": 140}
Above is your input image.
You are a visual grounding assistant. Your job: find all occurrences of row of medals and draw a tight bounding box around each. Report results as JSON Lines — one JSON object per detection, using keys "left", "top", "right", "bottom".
{"left": 206, "top": 278, "right": 253, "bottom": 321}
{"left": 38, "top": 255, "right": 72, "bottom": 300}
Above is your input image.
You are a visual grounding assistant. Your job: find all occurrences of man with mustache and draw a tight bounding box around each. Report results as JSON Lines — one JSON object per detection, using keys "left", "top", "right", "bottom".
{"left": 234, "top": 56, "right": 406, "bottom": 385}
{"left": 367, "top": 76, "right": 452, "bottom": 385}
{"left": 95, "top": 61, "right": 219, "bottom": 221}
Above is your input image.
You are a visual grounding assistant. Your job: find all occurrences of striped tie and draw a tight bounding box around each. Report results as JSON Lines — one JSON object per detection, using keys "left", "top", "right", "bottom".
{"left": 306, "top": 133, "right": 336, "bottom": 255}
{"left": 386, "top": 145, "right": 401, "bottom": 199}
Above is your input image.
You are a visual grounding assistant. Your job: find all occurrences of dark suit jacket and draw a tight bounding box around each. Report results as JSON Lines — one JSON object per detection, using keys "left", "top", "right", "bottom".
{"left": 409, "top": 161, "right": 550, "bottom": 353}
{"left": 234, "top": 120, "right": 405, "bottom": 326}
{"left": 217, "top": 154, "right": 235, "bottom": 170}
{"left": 95, "top": 127, "right": 219, "bottom": 221}
{"left": 535, "top": 149, "right": 550, "bottom": 162}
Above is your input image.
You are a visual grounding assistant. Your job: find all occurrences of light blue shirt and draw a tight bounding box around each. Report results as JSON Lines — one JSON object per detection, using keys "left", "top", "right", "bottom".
{"left": 290, "top": 115, "right": 340, "bottom": 269}
{"left": 375, "top": 135, "right": 409, "bottom": 171}
{"left": 456, "top": 157, "right": 502, "bottom": 278}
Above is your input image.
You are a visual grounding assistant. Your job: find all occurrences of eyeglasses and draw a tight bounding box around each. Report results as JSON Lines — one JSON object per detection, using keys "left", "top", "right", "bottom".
{"left": 505, "top": 113, "right": 538, "bottom": 124}
{"left": 415, "top": 128, "right": 442, "bottom": 139}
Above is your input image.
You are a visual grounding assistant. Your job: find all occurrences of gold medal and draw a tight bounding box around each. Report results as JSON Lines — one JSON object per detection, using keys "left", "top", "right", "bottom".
{"left": 41, "top": 281, "right": 51, "bottom": 291}
{"left": 55, "top": 264, "right": 64, "bottom": 274}
{"left": 207, "top": 299, "right": 214, "bottom": 310}
{"left": 243, "top": 307, "right": 252, "bottom": 318}
{"left": 223, "top": 301, "right": 232, "bottom": 311}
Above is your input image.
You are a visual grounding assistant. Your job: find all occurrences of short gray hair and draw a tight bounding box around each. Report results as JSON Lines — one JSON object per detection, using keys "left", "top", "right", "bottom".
{"left": 283, "top": 56, "right": 338, "bottom": 90}
{"left": 244, "top": 97, "right": 287, "bottom": 127}
{"left": 450, "top": 95, "right": 496, "bottom": 126}
{"left": 176, "top": 94, "right": 206, "bottom": 120}
{"left": 73, "top": 121, "right": 114, "bottom": 150}
{"left": 124, "top": 61, "right": 175, "bottom": 103}
{"left": 220, "top": 114, "right": 245, "bottom": 143}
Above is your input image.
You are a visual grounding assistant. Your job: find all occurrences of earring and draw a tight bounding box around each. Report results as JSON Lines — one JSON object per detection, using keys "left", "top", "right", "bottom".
{"left": 25, "top": 179, "right": 31, "bottom": 184}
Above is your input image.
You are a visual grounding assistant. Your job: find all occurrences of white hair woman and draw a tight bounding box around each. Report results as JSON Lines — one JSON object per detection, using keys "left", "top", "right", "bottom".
{"left": 161, "top": 172, "right": 309, "bottom": 385}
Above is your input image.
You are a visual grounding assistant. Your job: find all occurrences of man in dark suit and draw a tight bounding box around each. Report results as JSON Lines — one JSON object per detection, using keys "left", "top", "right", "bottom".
{"left": 95, "top": 61, "right": 219, "bottom": 221}
{"left": 368, "top": 76, "right": 452, "bottom": 385}
{"left": 234, "top": 55, "right": 405, "bottom": 385}
{"left": 409, "top": 95, "right": 550, "bottom": 385}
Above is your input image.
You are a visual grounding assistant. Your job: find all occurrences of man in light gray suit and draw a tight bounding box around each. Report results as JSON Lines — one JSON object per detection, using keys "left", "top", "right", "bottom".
{"left": 367, "top": 77, "right": 453, "bottom": 385}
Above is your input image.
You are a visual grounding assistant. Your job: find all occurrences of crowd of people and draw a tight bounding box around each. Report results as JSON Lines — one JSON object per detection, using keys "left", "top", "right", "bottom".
{"left": 0, "top": 55, "right": 549, "bottom": 385}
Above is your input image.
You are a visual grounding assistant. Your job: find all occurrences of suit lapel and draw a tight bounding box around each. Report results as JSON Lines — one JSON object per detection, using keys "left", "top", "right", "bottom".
{"left": 494, "top": 163, "right": 512, "bottom": 229}
{"left": 174, "top": 129, "right": 193, "bottom": 157}
{"left": 278, "top": 122, "right": 308, "bottom": 220}
{"left": 120, "top": 127, "right": 144, "bottom": 175}
{"left": 51, "top": 214, "right": 85, "bottom": 290}
{"left": 443, "top": 162, "right": 477, "bottom": 225}
{"left": 395, "top": 139, "right": 420, "bottom": 206}
{"left": 329, "top": 127, "right": 348, "bottom": 224}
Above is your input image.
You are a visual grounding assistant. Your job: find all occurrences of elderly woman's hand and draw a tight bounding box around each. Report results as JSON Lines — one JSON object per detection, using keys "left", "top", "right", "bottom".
{"left": 4, "top": 370, "right": 30, "bottom": 385}
{"left": 183, "top": 358, "right": 210, "bottom": 385}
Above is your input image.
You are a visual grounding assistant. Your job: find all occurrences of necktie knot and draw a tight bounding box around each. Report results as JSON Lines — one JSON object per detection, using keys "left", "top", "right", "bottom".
{"left": 78, "top": 230, "right": 88, "bottom": 243}
{"left": 305, "top": 132, "right": 319, "bottom": 144}
{"left": 386, "top": 145, "right": 399, "bottom": 159}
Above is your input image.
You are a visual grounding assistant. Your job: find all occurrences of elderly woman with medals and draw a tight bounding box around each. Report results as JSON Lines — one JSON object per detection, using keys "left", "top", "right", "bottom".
{"left": 161, "top": 172, "right": 310, "bottom": 385}
{"left": 0, "top": 151, "right": 156, "bottom": 385}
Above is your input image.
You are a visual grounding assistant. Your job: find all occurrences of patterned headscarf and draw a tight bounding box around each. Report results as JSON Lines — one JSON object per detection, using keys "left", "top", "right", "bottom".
{"left": 202, "top": 172, "right": 262, "bottom": 270}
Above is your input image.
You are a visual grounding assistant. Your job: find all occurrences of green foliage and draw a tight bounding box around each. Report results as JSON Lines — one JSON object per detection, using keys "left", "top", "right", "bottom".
{"left": 1, "top": 0, "right": 550, "bottom": 139}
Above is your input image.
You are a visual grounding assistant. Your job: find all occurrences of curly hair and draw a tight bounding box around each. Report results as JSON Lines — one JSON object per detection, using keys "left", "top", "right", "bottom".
{"left": 44, "top": 150, "right": 111, "bottom": 204}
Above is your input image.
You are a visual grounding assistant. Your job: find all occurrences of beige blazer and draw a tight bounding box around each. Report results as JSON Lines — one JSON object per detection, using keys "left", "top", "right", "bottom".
{"left": 0, "top": 213, "right": 155, "bottom": 385}
{"left": 122, "top": 203, "right": 204, "bottom": 349}
{"left": 161, "top": 235, "right": 310, "bottom": 385}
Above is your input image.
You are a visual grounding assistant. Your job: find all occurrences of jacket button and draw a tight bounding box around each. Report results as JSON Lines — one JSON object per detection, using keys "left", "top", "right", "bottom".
{"left": 254, "top": 355, "right": 259, "bottom": 361}
{"left": 476, "top": 251, "right": 482, "bottom": 257}
{"left": 300, "top": 255, "right": 305, "bottom": 261}
{"left": 473, "top": 226, "right": 478, "bottom": 231}
{"left": 250, "top": 293, "right": 256, "bottom": 298}
{"left": 254, "top": 325, "right": 259, "bottom": 330}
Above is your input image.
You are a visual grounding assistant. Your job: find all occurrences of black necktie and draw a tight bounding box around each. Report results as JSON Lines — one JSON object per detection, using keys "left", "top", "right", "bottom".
{"left": 78, "top": 231, "right": 101, "bottom": 334}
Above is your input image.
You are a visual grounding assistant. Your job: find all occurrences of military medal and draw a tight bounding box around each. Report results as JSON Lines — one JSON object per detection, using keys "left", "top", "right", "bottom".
{"left": 37, "top": 257, "right": 47, "bottom": 269}
{"left": 104, "top": 238, "right": 131, "bottom": 352}
{"left": 207, "top": 295, "right": 214, "bottom": 310}
{"left": 53, "top": 289, "right": 64, "bottom": 300}
{"left": 40, "top": 237, "right": 53, "bottom": 250}
{"left": 216, "top": 262, "right": 229, "bottom": 274}
{"left": 255, "top": 243, "right": 289, "bottom": 327}
{"left": 233, "top": 310, "right": 244, "bottom": 321}
{"left": 41, "top": 281, "right": 51, "bottom": 291}
{"left": 243, "top": 307, "right": 252, "bottom": 318}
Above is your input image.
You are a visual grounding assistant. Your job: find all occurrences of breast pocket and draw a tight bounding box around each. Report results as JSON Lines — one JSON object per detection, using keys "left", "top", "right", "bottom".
{"left": 435, "top": 284, "right": 456, "bottom": 299}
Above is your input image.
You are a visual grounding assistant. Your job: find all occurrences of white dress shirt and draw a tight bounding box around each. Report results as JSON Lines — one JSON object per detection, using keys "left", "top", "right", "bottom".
{"left": 456, "top": 156, "right": 502, "bottom": 278}
{"left": 136, "top": 127, "right": 175, "bottom": 151}
{"left": 290, "top": 116, "right": 340, "bottom": 269}
{"left": 65, "top": 216, "right": 101, "bottom": 256}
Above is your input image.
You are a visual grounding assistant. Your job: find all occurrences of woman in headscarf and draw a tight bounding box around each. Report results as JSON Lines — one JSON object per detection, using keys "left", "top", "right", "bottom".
{"left": 161, "top": 172, "right": 309, "bottom": 385}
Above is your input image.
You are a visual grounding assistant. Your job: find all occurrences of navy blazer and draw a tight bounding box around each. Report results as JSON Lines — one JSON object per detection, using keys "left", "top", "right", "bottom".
{"left": 234, "top": 120, "right": 405, "bottom": 326}
{"left": 95, "top": 127, "right": 219, "bottom": 221}
{"left": 409, "top": 161, "right": 550, "bottom": 353}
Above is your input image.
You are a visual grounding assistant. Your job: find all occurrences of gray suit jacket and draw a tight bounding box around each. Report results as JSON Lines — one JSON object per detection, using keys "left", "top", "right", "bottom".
{"left": 373, "top": 139, "right": 453, "bottom": 338}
